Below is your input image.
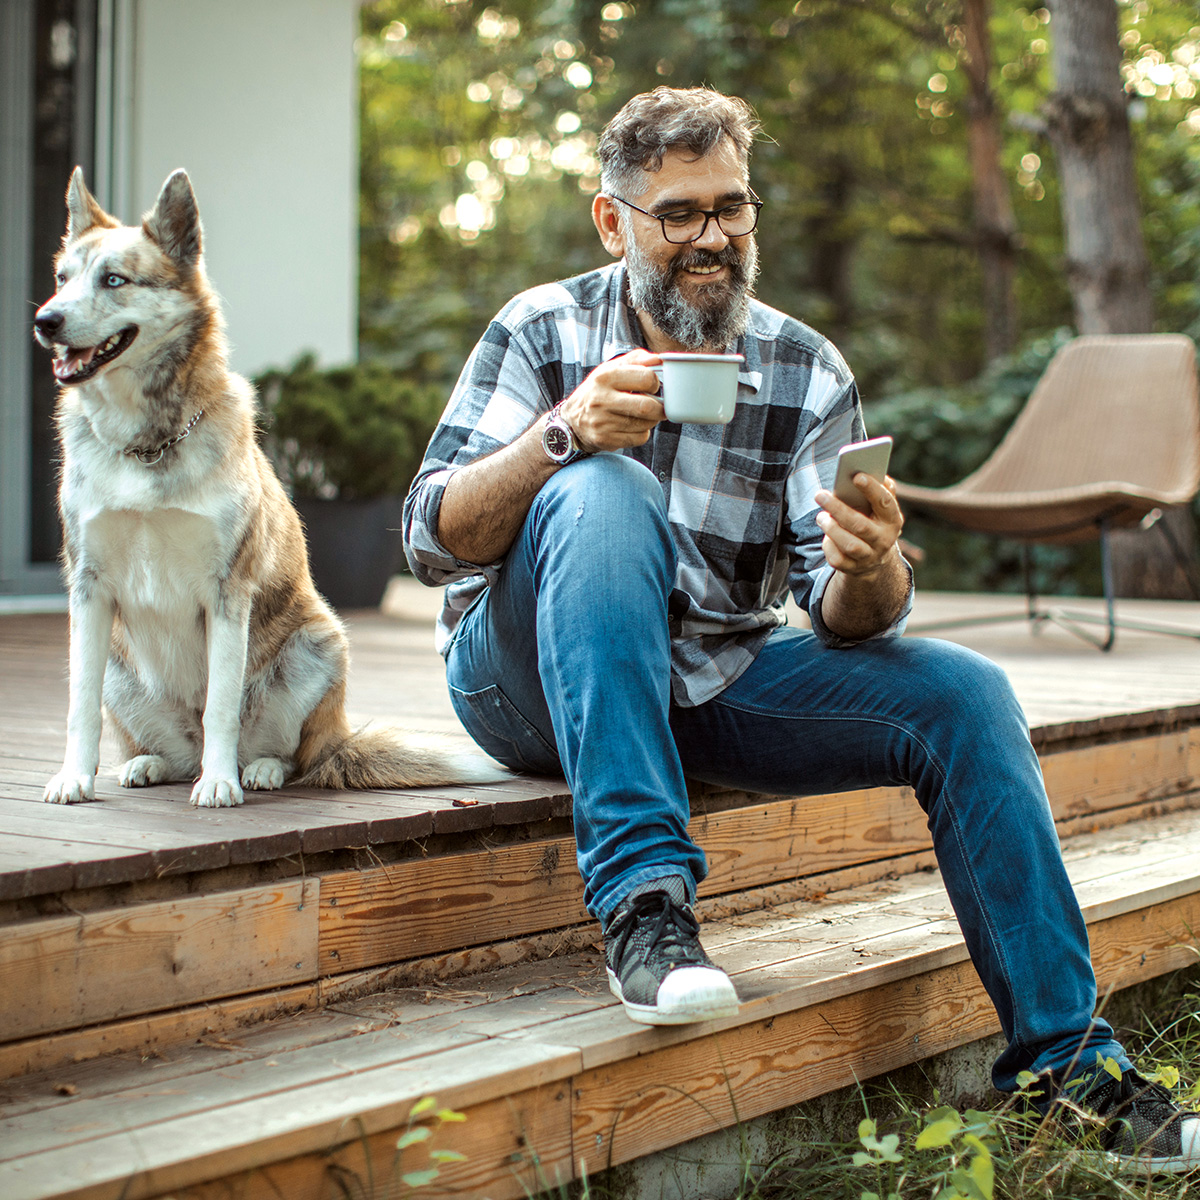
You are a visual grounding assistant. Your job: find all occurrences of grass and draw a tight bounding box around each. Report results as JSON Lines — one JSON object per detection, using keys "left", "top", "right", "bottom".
{"left": 554, "top": 966, "right": 1200, "bottom": 1200}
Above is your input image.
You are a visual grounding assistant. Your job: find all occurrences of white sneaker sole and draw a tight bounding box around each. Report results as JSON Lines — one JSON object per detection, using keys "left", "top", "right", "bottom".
{"left": 1106, "top": 1148, "right": 1200, "bottom": 1176}
{"left": 607, "top": 965, "right": 740, "bottom": 1026}
{"left": 1104, "top": 1112, "right": 1200, "bottom": 1175}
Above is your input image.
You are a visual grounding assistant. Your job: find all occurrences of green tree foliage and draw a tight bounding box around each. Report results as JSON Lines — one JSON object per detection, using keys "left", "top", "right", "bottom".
{"left": 356, "top": 0, "right": 1200, "bottom": 589}
{"left": 359, "top": 0, "right": 1199, "bottom": 397}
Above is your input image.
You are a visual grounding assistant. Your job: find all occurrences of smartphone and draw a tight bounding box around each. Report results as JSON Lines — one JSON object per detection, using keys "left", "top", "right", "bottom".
{"left": 832, "top": 435, "right": 893, "bottom": 514}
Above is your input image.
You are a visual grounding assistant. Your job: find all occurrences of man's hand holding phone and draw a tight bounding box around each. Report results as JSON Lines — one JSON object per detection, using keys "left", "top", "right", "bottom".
{"left": 815, "top": 436, "right": 904, "bottom": 578}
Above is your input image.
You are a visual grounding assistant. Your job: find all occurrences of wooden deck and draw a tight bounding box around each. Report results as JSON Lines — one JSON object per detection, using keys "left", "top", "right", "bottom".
{"left": 3, "top": 585, "right": 1200, "bottom": 1199}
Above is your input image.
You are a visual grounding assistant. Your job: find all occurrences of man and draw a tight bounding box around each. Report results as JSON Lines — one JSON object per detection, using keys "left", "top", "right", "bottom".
{"left": 404, "top": 86, "right": 1199, "bottom": 1170}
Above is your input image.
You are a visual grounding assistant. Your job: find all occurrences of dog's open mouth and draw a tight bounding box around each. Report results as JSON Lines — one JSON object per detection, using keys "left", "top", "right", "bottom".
{"left": 52, "top": 326, "right": 138, "bottom": 384}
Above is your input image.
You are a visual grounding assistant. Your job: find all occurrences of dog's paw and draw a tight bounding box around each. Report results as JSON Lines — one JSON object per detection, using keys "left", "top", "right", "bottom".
{"left": 242, "top": 757, "right": 286, "bottom": 791}
{"left": 119, "top": 755, "right": 171, "bottom": 788}
{"left": 190, "top": 775, "right": 244, "bottom": 808}
{"left": 43, "top": 772, "right": 96, "bottom": 804}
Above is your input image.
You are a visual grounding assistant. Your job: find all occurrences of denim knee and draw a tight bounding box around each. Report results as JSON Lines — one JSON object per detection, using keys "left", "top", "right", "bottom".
{"left": 527, "top": 454, "right": 675, "bottom": 573}
{"left": 901, "top": 638, "right": 1027, "bottom": 739}
{"left": 532, "top": 453, "right": 665, "bottom": 523}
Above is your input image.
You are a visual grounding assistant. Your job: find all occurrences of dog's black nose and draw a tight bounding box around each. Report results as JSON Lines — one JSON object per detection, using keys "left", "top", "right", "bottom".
{"left": 34, "top": 310, "right": 65, "bottom": 339}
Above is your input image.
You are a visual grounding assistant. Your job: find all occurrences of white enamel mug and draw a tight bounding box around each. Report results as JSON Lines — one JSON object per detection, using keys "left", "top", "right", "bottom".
{"left": 652, "top": 352, "right": 744, "bottom": 424}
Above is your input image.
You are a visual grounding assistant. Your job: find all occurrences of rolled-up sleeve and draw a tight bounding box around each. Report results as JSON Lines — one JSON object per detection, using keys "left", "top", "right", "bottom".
{"left": 781, "top": 375, "right": 912, "bottom": 647}
{"left": 403, "top": 319, "right": 550, "bottom": 588}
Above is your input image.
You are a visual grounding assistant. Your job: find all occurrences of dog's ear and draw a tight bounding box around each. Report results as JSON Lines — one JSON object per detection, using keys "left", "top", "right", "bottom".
{"left": 142, "top": 170, "right": 202, "bottom": 268}
{"left": 65, "top": 167, "right": 118, "bottom": 242}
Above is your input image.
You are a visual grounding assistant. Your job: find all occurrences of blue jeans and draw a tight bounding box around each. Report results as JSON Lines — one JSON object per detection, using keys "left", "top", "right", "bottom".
{"left": 444, "top": 454, "right": 1128, "bottom": 1090}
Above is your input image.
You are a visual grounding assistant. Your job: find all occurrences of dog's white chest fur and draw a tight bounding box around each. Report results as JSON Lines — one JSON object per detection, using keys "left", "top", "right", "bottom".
{"left": 82, "top": 502, "right": 226, "bottom": 598}
{"left": 83, "top": 503, "right": 232, "bottom": 703}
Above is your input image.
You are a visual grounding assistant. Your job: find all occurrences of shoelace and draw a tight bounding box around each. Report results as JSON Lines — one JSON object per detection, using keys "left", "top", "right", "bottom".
{"left": 1090, "top": 1072, "right": 1174, "bottom": 1117}
{"left": 1084, "top": 1072, "right": 1183, "bottom": 1150}
{"left": 608, "top": 891, "right": 705, "bottom": 966}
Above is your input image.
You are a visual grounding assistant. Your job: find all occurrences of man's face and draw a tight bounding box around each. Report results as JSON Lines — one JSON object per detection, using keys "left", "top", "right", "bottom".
{"left": 612, "top": 140, "right": 759, "bottom": 352}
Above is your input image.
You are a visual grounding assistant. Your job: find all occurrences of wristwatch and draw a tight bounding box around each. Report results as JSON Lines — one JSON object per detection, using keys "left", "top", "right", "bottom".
{"left": 541, "top": 403, "right": 590, "bottom": 465}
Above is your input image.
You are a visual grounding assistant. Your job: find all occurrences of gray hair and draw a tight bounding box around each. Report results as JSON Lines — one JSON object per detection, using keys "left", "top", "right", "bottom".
{"left": 597, "top": 87, "right": 761, "bottom": 199}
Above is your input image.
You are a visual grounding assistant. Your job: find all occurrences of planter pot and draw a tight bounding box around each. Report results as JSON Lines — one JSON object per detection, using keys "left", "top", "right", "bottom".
{"left": 293, "top": 494, "right": 406, "bottom": 610}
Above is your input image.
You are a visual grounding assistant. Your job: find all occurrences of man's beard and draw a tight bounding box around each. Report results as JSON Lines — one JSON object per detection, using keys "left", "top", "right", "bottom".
{"left": 624, "top": 229, "right": 759, "bottom": 352}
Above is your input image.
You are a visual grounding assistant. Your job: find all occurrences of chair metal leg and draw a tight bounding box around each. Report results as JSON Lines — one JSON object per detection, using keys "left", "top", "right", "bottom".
{"left": 1148, "top": 508, "right": 1200, "bottom": 601}
{"left": 1101, "top": 521, "right": 1116, "bottom": 648}
{"left": 909, "top": 520, "right": 1200, "bottom": 649}
{"left": 1021, "top": 544, "right": 1044, "bottom": 633}
{"left": 1043, "top": 523, "right": 1116, "bottom": 650}
{"left": 1051, "top": 520, "right": 1200, "bottom": 648}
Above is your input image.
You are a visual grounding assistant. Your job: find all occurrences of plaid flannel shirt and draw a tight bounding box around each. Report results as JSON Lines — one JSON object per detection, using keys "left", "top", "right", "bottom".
{"left": 403, "top": 261, "right": 911, "bottom": 706}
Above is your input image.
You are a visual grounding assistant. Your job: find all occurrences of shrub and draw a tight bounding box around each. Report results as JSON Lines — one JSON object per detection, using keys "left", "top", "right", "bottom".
{"left": 256, "top": 353, "right": 445, "bottom": 501}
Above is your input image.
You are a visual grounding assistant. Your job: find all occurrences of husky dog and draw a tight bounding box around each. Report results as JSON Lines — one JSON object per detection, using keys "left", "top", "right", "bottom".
{"left": 35, "top": 168, "right": 503, "bottom": 807}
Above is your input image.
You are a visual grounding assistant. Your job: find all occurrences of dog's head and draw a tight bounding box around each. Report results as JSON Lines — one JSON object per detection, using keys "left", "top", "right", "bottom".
{"left": 33, "top": 168, "right": 207, "bottom": 386}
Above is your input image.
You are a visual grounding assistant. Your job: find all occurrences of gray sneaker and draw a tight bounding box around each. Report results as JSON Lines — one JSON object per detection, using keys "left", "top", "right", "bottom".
{"left": 1083, "top": 1069, "right": 1200, "bottom": 1174}
{"left": 603, "top": 877, "right": 739, "bottom": 1026}
{"left": 1043, "top": 1068, "right": 1200, "bottom": 1175}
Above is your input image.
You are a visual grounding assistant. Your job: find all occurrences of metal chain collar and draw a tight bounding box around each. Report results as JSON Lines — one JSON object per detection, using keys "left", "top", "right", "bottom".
{"left": 124, "top": 409, "right": 205, "bottom": 466}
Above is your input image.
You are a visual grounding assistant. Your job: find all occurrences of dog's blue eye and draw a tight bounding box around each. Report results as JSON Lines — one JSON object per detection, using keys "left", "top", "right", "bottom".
{"left": 103, "top": 273, "right": 128, "bottom": 288}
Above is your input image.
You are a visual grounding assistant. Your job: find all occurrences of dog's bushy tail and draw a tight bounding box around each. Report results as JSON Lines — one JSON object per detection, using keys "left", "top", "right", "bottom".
{"left": 296, "top": 725, "right": 508, "bottom": 790}
{"left": 293, "top": 685, "right": 506, "bottom": 790}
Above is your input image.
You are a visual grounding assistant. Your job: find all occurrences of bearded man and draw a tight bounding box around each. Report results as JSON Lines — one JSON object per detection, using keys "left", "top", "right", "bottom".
{"left": 404, "top": 87, "right": 1200, "bottom": 1170}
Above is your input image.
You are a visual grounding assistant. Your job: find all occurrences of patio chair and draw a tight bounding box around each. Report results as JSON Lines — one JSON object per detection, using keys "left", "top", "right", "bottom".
{"left": 893, "top": 333, "right": 1200, "bottom": 650}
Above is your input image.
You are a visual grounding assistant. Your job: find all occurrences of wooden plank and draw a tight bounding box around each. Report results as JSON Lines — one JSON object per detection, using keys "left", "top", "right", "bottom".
{"left": 1040, "top": 728, "right": 1200, "bottom": 818}
{"left": 0, "top": 1026, "right": 487, "bottom": 1161}
{"left": 315, "top": 744, "right": 1200, "bottom": 980}
{"left": 572, "top": 958, "right": 996, "bottom": 1178}
{"left": 693, "top": 786, "right": 931, "bottom": 888}
{"left": 170, "top": 1084, "right": 574, "bottom": 1200}
{"left": 0, "top": 1040, "right": 578, "bottom": 1200}
{"left": 14, "top": 1086, "right": 573, "bottom": 1200}
{"left": 0, "top": 825, "right": 156, "bottom": 892}
{"left": 310, "top": 788, "right": 944, "bottom": 975}
{"left": 0, "top": 879, "right": 319, "bottom": 1043}
{"left": 0, "top": 925, "right": 610, "bottom": 1082}
{"left": 568, "top": 888, "right": 1200, "bottom": 1177}
{"left": 0, "top": 965, "right": 603, "bottom": 1125}
{"left": 0, "top": 798, "right": 232, "bottom": 878}
{"left": 0, "top": 842, "right": 948, "bottom": 1085}
{"left": 0, "top": 844, "right": 76, "bottom": 901}
{"left": 499, "top": 817, "right": 1200, "bottom": 1073}
{"left": 319, "top": 839, "right": 589, "bottom": 975}
{"left": 0, "top": 982, "right": 326, "bottom": 1080}
{"left": 2, "top": 816, "right": 1199, "bottom": 1200}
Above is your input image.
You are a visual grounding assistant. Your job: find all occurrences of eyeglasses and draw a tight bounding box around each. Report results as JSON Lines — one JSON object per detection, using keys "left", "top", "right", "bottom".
{"left": 608, "top": 192, "right": 763, "bottom": 244}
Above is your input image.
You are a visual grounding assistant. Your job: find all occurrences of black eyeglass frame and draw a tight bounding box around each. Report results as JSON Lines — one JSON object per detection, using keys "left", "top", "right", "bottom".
{"left": 607, "top": 191, "right": 763, "bottom": 244}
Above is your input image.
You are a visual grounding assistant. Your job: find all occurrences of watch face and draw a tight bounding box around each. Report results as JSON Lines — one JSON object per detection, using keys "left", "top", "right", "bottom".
{"left": 545, "top": 424, "right": 571, "bottom": 459}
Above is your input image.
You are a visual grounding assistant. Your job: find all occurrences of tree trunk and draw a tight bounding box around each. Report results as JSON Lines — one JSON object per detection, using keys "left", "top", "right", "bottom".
{"left": 1043, "top": 0, "right": 1196, "bottom": 598}
{"left": 1044, "top": 0, "right": 1153, "bottom": 334}
{"left": 961, "top": 0, "right": 1019, "bottom": 361}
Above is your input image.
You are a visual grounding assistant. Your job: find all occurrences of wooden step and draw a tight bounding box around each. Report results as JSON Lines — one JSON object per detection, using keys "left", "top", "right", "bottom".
{"left": 2, "top": 716, "right": 1198, "bottom": 1075}
{"left": 1, "top": 807, "right": 1198, "bottom": 1200}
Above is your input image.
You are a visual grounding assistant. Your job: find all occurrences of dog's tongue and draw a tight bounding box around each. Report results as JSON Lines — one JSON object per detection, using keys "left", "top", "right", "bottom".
{"left": 54, "top": 345, "right": 96, "bottom": 380}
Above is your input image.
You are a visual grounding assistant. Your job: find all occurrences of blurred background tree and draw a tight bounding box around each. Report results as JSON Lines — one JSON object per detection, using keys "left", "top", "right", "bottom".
{"left": 346, "top": 0, "right": 1200, "bottom": 593}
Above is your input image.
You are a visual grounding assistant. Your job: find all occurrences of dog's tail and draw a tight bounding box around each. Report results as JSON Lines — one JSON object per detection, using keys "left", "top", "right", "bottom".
{"left": 293, "top": 686, "right": 507, "bottom": 790}
{"left": 296, "top": 681, "right": 511, "bottom": 792}
{"left": 296, "top": 724, "right": 508, "bottom": 790}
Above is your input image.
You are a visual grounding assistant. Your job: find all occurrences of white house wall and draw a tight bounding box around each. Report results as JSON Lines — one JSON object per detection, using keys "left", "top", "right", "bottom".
{"left": 130, "top": 0, "right": 359, "bottom": 375}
